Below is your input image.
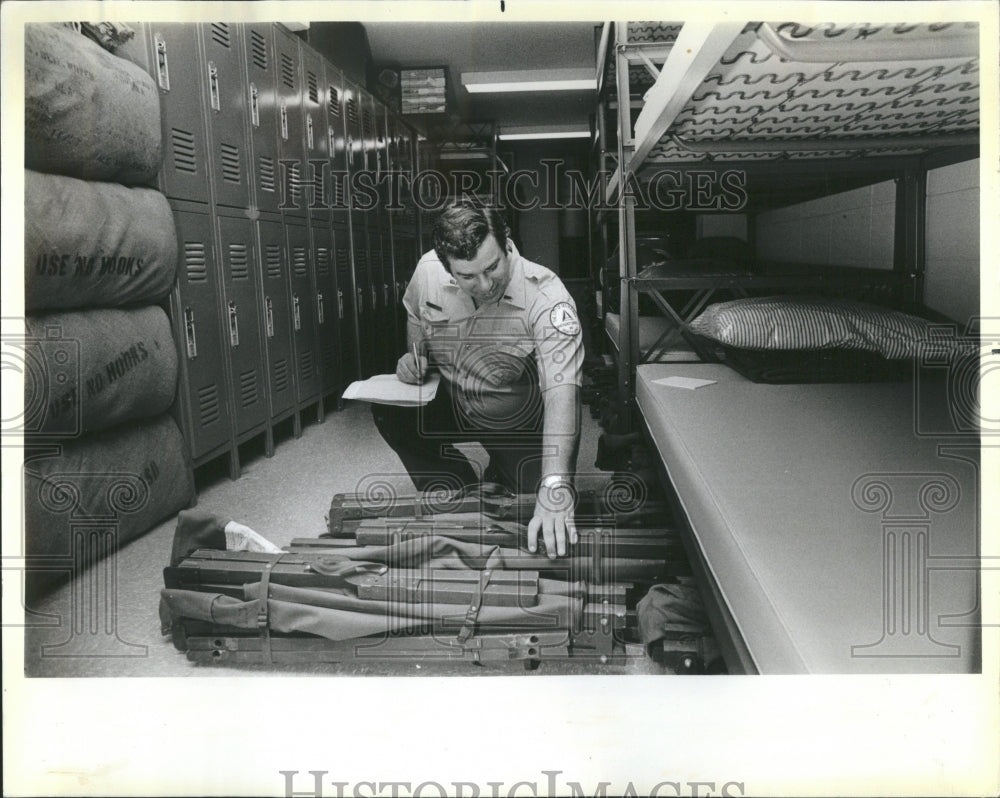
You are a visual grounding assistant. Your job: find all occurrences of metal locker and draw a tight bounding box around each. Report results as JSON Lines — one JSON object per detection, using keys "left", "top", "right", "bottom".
{"left": 310, "top": 221, "right": 340, "bottom": 395}
{"left": 273, "top": 26, "right": 307, "bottom": 217}
{"left": 147, "top": 23, "right": 211, "bottom": 203}
{"left": 334, "top": 228, "right": 360, "bottom": 384}
{"left": 215, "top": 213, "right": 268, "bottom": 438}
{"left": 300, "top": 44, "right": 330, "bottom": 213}
{"left": 353, "top": 242, "right": 375, "bottom": 377}
{"left": 169, "top": 204, "right": 233, "bottom": 462}
{"left": 377, "top": 227, "right": 398, "bottom": 371}
{"left": 256, "top": 215, "right": 297, "bottom": 421}
{"left": 325, "top": 64, "right": 349, "bottom": 225}
{"left": 242, "top": 23, "right": 281, "bottom": 213}
{"left": 285, "top": 219, "right": 323, "bottom": 403}
{"left": 200, "top": 22, "right": 251, "bottom": 209}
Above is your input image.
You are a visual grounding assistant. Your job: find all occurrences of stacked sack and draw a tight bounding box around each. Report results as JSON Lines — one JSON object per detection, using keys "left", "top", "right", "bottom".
{"left": 23, "top": 23, "right": 193, "bottom": 595}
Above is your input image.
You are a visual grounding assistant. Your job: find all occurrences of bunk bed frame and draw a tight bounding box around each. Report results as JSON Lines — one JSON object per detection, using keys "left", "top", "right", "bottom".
{"left": 594, "top": 20, "right": 980, "bottom": 425}
{"left": 592, "top": 20, "right": 982, "bottom": 674}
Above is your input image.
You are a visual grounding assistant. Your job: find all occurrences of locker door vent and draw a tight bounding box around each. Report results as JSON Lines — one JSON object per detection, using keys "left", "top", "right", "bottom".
{"left": 197, "top": 384, "right": 221, "bottom": 426}
{"left": 307, "top": 72, "right": 319, "bottom": 103}
{"left": 316, "top": 248, "right": 331, "bottom": 278}
{"left": 292, "top": 247, "right": 308, "bottom": 277}
{"left": 220, "top": 143, "right": 242, "bottom": 185}
{"left": 258, "top": 155, "right": 275, "bottom": 193}
{"left": 210, "top": 23, "right": 231, "bottom": 49}
{"left": 299, "top": 349, "right": 314, "bottom": 379}
{"left": 328, "top": 87, "right": 341, "bottom": 117}
{"left": 229, "top": 243, "right": 249, "bottom": 280}
{"left": 360, "top": 107, "right": 371, "bottom": 140}
{"left": 322, "top": 339, "right": 336, "bottom": 371}
{"left": 280, "top": 52, "right": 295, "bottom": 89}
{"left": 184, "top": 242, "right": 207, "bottom": 283}
{"left": 171, "top": 128, "right": 197, "bottom": 174}
{"left": 336, "top": 247, "right": 350, "bottom": 272}
{"left": 346, "top": 97, "right": 358, "bottom": 126}
{"left": 250, "top": 30, "right": 268, "bottom": 69}
{"left": 273, "top": 358, "right": 289, "bottom": 393}
{"left": 287, "top": 161, "right": 302, "bottom": 204}
{"left": 265, "top": 244, "right": 282, "bottom": 279}
{"left": 356, "top": 249, "right": 368, "bottom": 271}
{"left": 239, "top": 369, "right": 259, "bottom": 407}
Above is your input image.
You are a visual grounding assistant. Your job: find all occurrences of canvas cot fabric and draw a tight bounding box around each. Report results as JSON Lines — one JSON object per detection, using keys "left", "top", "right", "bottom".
{"left": 24, "top": 170, "right": 178, "bottom": 311}
{"left": 23, "top": 414, "right": 193, "bottom": 593}
{"left": 25, "top": 306, "right": 178, "bottom": 437}
{"left": 24, "top": 23, "right": 162, "bottom": 185}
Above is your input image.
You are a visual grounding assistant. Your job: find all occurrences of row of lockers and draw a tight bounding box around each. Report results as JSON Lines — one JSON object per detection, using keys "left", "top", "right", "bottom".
{"left": 122, "top": 21, "right": 426, "bottom": 472}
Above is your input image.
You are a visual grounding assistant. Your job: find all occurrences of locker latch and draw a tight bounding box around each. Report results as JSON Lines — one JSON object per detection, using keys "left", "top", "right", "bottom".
{"left": 184, "top": 307, "right": 197, "bottom": 359}
{"left": 317, "top": 292, "right": 325, "bottom": 324}
{"left": 228, "top": 301, "right": 240, "bottom": 346}
{"left": 347, "top": 135, "right": 354, "bottom": 166}
{"left": 383, "top": 283, "right": 390, "bottom": 305}
{"left": 293, "top": 295, "right": 301, "bottom": 330}
{"left": 265, "top": 296, "right": 274, "bottom": 338}
{"left": 208, "top": 61, "right": 220, "bottom": 111}
{"left": 155, "top": 33, "right": 170, "bottom": 91}
{"left": 327, "top": 125, "right": 336, "bottom": 156}
{"left": 306, "top": 115, "right": 315, "bottom": 150}
{"left": 250, "top": 83, "right": 260, "bottom": 128}
{"left": 337, "top": 289, "right": 344, "bottom": 319}
{"left": 371, "top": 284, "right": 378, "bottom": 309}
{"left": 357, "top": 287, "right": 364, "bottom": 314}
{"left": 280, "top": 102, "right": 288, "bottom": 141}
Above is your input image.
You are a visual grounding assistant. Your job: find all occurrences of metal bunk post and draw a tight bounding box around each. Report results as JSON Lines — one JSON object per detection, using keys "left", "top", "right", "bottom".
{"left": 614, "top": 21, "right": 639, "bottom": 433}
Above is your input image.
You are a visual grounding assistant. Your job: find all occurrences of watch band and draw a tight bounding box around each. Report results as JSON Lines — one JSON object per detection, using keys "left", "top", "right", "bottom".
{"left": 539, "top": 474, "right": 572, "bottom": 490}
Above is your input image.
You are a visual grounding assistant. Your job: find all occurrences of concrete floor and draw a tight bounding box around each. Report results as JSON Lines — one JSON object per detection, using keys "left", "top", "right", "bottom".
{"left": 21, "top": 399, "right": 670, "bottom": 678}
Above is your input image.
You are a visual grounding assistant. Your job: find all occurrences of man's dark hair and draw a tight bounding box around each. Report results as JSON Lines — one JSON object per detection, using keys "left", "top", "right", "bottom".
{"left": 432, "top": 200, "right": 509, "bottom": 271}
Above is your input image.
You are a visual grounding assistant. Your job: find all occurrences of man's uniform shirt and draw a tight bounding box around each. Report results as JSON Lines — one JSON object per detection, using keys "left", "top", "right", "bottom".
{"left": 402, "top": 243, "right": 583, "bottom": 431}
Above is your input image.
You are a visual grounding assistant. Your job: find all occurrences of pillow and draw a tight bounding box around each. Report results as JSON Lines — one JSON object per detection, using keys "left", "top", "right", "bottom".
{"left": 689, "top": 296, "right": 976, "bottom": 384}
{"left": 690, "top": 296, "right": 939, "bottom": 359}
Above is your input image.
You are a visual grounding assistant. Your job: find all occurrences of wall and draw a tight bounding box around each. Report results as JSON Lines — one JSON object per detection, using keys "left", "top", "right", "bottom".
{"left": 503, "top": 139, "right": 589, "bottom": 275}
{"left": 754, "top": 180, "right": 896, "bottom": 269}
{"left": 923, "top": 158, "right": 980, "bottom": 325}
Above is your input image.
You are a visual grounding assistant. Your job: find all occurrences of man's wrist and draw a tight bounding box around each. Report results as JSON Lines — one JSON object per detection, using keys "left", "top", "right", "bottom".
{"left": 539, "top": 474, "right": 573, "bottom": 490}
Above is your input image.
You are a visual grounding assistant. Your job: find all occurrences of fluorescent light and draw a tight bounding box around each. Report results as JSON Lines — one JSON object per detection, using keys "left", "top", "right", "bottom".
{"left": 498, "top": 129, "right": 591, "bottom": 141}
{"left": 462, "top": 68, "right": 596, "bottom": 94}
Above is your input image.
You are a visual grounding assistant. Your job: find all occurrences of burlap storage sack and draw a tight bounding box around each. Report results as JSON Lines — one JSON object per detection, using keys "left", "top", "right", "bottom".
{"left": 25, "top": 170, "right": 177, "bottom": 311}
{"left": 25, "top": 306, "right": 178, "bottom": 437}
{"left": 24, "top": 23, "right": 161, "bottom": 184}
{"left": 22, "top": 414, "right": 193, "bottom": 595}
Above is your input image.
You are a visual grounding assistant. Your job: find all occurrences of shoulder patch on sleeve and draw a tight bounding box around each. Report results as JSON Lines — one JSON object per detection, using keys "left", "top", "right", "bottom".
{"left": 549, "top": 301, "right": 581, "bottom": 336}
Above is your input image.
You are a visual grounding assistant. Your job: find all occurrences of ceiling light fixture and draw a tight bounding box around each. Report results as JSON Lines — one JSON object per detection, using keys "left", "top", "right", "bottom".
{"left": 498, "top": 128, "right": 591, "bottom": 141}
{"left": 462, "top": 68, "right": 596, "bottom": 93}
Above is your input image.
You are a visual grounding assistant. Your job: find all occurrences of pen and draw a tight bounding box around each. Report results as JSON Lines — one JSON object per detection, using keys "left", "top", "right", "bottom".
{"left": 411, "top": 340, "right": 423, "bottom": 383}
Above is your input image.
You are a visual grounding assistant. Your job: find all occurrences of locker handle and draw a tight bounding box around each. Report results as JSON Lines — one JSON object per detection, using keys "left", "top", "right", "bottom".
{"left": 228, "top": 301, "right": 239, "bottom": 346}
{"left": 328, "top": 125, "right": 336, "bottom": 155}
{"left": 280, "top": 102, "right": 288, "bottom": 141}
{"left": 183, "top": 307, "right": 197, "bottom": 359}
{"left": 371, "top": 284, "right": 378, "bottom": 308}
{"left": 250, "top": 83, "right": 260, "bottom": 128}
{"left": 306, "top": 115, "right": 315, "bottom": 150}
{"left": 357, "top": 287, "right": 364, "bottom": 315}
{"left": 208, "top": 61, "right": 220, "bottom": 111}
{"left": 292, "top": 294, "right": 301, "bottom": 330}
{"left": 155, "top": 33, "right": 170, "bottom": 91}
{"left": 265, "top": 296, "right": 275, "bottom": 338}
{"left": 347, "top": 135, "right": 354, "bottom": 166}
{"left": 337, "top": 289, "right": 344, "bottom": 319}
{"left": 317, "top": 292, "right": 325, "bottom": 325}
{"left": 383, "top": 283, "right": 390, "bottom": 305}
